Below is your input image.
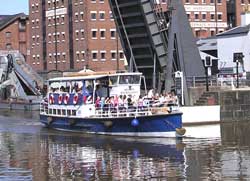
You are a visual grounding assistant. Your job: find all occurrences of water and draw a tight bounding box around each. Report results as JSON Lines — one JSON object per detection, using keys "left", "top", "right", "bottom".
{"left": 0, "top": 110, "right": 250, "bottom": 180}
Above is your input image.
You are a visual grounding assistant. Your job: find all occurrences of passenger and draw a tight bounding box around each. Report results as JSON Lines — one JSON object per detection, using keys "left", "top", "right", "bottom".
{"left": 152, "top": 93, "right": 160, "bottom": 106}
{"left": 164, "top": 92, "right": 172, "bottom": 105}
{"left": 109, "top": 96, "right": 117, "bottom": 113}
{"left": 109, "top": 96, "right": 115, "bottom": 107}
{"left": 100, "top": 97, "right": 105, "bottom": 110}
{"left": 127, "top": 96, "right": 135, "bottom": 112}
{"left": 104, "top": 97, "right": 111, "bottom": 114}
{"left": 147, "top": 89, "right": 154, "bottom": 99}
{"left": 143, "top": 97, "right": 150, "bottom": 108}
{"left": 95, "top": 96, "right": 101, "bottom": 108}
{"left": 171, "top": 91, "right": 179, "bottom": 105}
{"left": 65, "top": 86, "right": 70, "bottom": 93}
{"left": 54, "top": 88, "right": 60, "bottom": 93}
{"left": 132, "top": 95, "right": 138, "bottom": 107}
{"left": 77, "top": 84, "right": 83, "bottom": 93}
{"left": 73, "top": 82, "right": 78, "bottom": 93}
{"left": 138, "top": 95, "right": 143, "bottom": 110}
{"left": 95, "top": 84, "right": 102, "bottom": 97}
{"left": 123, "top": 95, "right": 128, "bottom": 109}
{"left": 118, "top": 95, "right": 125, "bottom": 112}
{"left": 86, "top": 84, "right": 93, "bottom": 95}
{"left": 159, "top": 94, "right": 165, "bottom": 106}
{"left": 114, "top": 95, "right": 119, "bottom": 108}
{"left": 127, "top": 96, "right": 133, "bottom": 107}
{"left": 60, "top": 86, "right": 65, "bottom": 92}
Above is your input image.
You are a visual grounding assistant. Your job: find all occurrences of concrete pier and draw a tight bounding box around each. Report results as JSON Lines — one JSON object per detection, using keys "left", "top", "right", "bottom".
{"left": 189, "top": 87, "right": 250, "bottom": 121}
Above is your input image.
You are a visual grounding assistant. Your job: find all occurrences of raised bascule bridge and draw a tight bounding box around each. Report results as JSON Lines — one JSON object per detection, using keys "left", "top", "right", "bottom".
{"left": 109, "top": 0, "right": 205, "bottom": 105}
{"left": 0, "top": 53, "right": 43, "bottom": 105}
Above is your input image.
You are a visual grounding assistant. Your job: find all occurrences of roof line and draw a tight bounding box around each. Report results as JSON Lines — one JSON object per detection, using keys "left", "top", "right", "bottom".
{"left": 0, "top": 13, "right": 28, "bottom": 31}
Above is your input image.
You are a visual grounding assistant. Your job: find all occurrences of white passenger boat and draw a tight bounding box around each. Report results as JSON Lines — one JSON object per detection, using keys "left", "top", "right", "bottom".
{"left": 40, "top": 71, "right": 185, "bottom": 137}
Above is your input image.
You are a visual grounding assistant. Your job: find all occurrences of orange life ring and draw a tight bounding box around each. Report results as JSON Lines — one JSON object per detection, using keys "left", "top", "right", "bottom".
{"left": 49, "top": 94, "right": 54, "bottom": 104}
{"left": 64, "top": 93, "right": 69, "bottom": 104}
{"left": 73, "top": 93, "right": 78, "bottom": 105}
{"left": 58, "top": 94, "right": 63, "bottom": 104}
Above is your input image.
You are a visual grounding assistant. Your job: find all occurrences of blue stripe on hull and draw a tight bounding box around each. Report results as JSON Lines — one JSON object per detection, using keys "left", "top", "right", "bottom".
{"left": 40, "top": 113, "right": 182, "bottom": 137}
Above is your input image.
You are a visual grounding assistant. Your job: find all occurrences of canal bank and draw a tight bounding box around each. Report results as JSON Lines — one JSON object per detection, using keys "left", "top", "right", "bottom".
{"left": 189, "top": 87, "right": 250, "bottom": 121}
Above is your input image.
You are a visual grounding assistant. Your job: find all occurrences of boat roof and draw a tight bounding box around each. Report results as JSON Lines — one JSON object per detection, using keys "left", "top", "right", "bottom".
{"left": 48, "top": 74, "right": 109, "bottom": 82}
{"left": 48, "top": 71, "right": 142, "bottom": 82}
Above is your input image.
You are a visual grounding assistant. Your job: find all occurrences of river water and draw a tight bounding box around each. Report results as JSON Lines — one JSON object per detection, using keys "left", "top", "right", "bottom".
{"left": 0, "top": 110, "right": 250, "bottom": 180}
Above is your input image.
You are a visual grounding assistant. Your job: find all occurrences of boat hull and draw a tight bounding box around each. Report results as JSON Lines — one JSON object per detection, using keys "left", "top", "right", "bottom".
{"left": 40, "top": 113, "right": 183, "bottom": 138}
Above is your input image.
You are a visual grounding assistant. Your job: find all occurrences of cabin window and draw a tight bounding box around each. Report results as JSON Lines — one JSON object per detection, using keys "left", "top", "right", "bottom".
{"left": 49, "top": 81, "right": 67, "bottom": 92}
{"left": 109, "top": 76, "right": 118, "bottom": 86}
{"left": 95, "top": 79, "right": 109, "bottom": 98}
{"left": 119, "top": 75, "right": 140, "bottom": 84}
{"left": 84, "top": 80, "right": 94, "bottom": 95}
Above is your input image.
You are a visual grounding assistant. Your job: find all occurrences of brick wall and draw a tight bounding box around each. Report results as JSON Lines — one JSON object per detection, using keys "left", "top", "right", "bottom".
{"left": 220, "top": 90, "right": 250, "bottom": 121}
{"left": 0, "top": 18, "right": 30, "bottom": 62}
{"left": 29, "top": 0, "right": 125, "bottom": 73}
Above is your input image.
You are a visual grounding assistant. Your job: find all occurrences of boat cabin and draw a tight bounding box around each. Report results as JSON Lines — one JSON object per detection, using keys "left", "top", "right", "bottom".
{"left": 44, "top": 72, "right": 146, "bottom": 118}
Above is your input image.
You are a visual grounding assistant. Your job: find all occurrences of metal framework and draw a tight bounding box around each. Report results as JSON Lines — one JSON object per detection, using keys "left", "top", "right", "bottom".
{"left": 109, "top": 0, "right": 205, "bottom": 105}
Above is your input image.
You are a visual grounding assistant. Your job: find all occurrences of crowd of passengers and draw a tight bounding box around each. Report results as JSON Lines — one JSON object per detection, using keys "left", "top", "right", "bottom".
{"left": 94, "top": 90, "right": 179, "bottom": 112}
{"left": 48, "top": 84, "right": 179, "bottom": 110}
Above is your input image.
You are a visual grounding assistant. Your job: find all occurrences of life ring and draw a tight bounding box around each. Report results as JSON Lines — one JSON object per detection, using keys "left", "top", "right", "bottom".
{"left": 64, "top": 93, "right": 69, "bottom": 104}
{"left": 58, "top": 94, "right": 63, "bottom": 104}
{"left": 73, "top": 93, "right": 78, "bottom": 105}
{"left": 83, "top": 95, "right": 87, "bottom": 104}
{"left": 49, "top": 94, "right": 54, "bottom": 104}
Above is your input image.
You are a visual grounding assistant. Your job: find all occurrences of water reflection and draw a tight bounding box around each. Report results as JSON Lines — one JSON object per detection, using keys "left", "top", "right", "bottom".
{"left": 220, "top": 122, "right": 250, "bottom": 180}
{"left": 40, "top": 132, "right": 186, "bottom": 180}
{"left": 1, "top": 115, "right": 250, "bottom": 180}
{"left": 0, "top": 132, "right": 34, "bottom": 180}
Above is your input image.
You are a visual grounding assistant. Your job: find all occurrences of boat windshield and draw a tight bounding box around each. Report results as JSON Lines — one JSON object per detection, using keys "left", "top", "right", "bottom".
{"left": 119, "top": 75, "right": 140, "bottom": 85}
{"left": 109, "top": 76, "right": 118, "bottom": 86}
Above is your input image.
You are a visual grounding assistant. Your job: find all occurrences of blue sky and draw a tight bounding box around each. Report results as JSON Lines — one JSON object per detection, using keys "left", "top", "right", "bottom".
{"left": 0, "top": 0, "right": 28, "bottom": 15}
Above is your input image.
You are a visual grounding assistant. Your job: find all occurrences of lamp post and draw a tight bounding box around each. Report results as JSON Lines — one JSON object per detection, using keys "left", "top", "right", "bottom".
{"left": 233, "top": 52, "right": 244, "bottom": 88}
{"left": 236, "top": 60, "right": 239, "bottom": 88}
{"left": 203, "top": 56, "right": 212, "bottom": 92}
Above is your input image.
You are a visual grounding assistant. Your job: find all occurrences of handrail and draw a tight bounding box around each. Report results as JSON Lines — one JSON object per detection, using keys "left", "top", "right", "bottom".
{"left": 40, "top": 101, "right": 179, "bottom": 118}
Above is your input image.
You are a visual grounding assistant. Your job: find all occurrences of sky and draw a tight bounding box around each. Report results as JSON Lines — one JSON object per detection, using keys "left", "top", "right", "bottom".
{"left": 0, "top": 0, "right": 28, "bottom": 15}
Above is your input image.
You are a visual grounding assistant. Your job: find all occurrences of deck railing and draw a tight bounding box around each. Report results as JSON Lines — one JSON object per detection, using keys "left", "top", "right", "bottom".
{"left": 40, "top": 101, "right": 179, "bottom": 118}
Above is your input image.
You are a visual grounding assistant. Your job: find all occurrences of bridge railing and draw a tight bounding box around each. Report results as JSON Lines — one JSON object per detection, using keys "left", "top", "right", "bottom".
{"left": 186, "top": 76, "right": 250, "bottom": 88}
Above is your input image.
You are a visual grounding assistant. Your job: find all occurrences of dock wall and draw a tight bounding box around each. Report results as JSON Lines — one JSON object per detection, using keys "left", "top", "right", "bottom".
{"left": 219, "top": 90, "right": 250, "bottom": 121}
{"left": 189, "top": 87, "right": 250, "bottom": 121}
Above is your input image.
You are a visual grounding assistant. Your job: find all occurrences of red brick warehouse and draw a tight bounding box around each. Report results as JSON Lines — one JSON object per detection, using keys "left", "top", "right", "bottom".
{"left": 29, "top": 0, "right": 125, "bottom": 73}
{"left": 0, "top": 13, "right": 30, "bottom": 61}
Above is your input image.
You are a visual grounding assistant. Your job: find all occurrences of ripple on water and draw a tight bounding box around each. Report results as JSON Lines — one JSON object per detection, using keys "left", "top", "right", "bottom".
{"left": 1, "top": 118, "right": 250, "bottom": 180}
